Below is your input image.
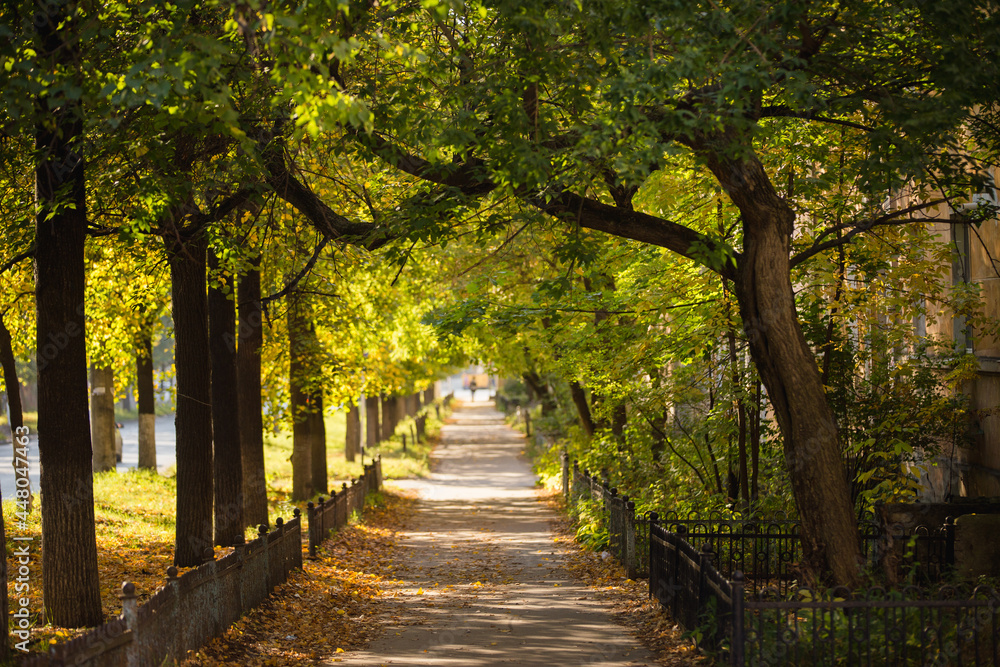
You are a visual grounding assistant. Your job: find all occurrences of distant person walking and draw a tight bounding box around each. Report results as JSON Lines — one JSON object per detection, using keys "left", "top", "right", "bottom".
{"left": 469, "top": 377, "right": 478, "bottom": 402}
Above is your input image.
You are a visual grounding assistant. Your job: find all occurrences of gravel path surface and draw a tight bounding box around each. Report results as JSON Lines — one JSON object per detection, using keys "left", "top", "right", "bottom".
{"left": 330, "top": 402, "right": 655, "bottom": 666}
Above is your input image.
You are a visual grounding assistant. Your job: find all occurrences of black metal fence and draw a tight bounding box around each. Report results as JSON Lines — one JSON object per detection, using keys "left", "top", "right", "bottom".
{"left": 561, "top": 457, "right": 996, "bottom": 665}
{"left": 569, "top": 461, "right": 649, "bottom": 579}
{"left": 306, "top": 456, "right": 383, "bottom": 558}
{"left": 735, "top": 578, "right": 1000, "bottom": 666}
{"left": 648, "top": 513, "right": 1000, "bottom": 666}
{"left": 649, "top": 519, "right": 734, "bottom": 652}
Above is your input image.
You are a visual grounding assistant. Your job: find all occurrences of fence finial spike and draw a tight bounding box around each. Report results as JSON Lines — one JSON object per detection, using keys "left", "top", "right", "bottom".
{"left": 120, "top": 581, "right": 136, "bottom": 597}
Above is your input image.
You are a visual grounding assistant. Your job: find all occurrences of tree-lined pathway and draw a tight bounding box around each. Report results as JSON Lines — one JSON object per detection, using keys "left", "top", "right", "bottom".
{"left": 332, "top": 401, "right": 655, "bottom": 666}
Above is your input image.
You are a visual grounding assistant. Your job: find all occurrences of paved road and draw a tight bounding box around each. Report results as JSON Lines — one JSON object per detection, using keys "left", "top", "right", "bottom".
{"left": 330, "top": 402, "right": 655, "bottom": 666}
{"left": 0, "top": 415, "right": 177, "bottom": 501}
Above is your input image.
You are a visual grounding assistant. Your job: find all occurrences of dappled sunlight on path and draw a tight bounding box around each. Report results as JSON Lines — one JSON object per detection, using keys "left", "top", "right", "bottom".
{"left": 330, "top": 402, "right": 655, "bottom": 666}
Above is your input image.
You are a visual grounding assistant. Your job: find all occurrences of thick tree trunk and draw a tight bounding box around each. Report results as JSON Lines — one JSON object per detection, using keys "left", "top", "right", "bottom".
{"left": 346, "top": 401, "right": 360, "bottom": 462}
{"left": 136, "top": 324, "right": 157, "bottom": 470}
{"left": 310, "top": 390, "right": 327, "bottom": 495}
{"left": 288, "top": 292, "right": 314, "bottom": 502}
{"left": 365, "top": 395, "right": 379, "bottom": 449}
{"left": 168, "top": 233, "right": 214, "bottom": 567}
{"left": 708, "top": 148, "right": 862, "bottom": 586}
{"left": 380, "top": 395, "right": 395, "bottom": 442}
{"left": 89, "top": 366, "right": 116, "bottom": 472}
{"left": 236, "top": 267, "right": 268, "bottom": 529}
{"left": 568, "top": 380, "right": 595, "bottom": 436}
{"left": 208, "top": 252, "right": 243, "bottom": 546}
{"left": 34, "top": 3, "right": 103, "bottom": 626}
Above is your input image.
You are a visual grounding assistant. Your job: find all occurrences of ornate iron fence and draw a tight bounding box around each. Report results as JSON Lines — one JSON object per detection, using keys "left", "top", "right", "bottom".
{"left": 648, "top": 512, "right": 1000, "bottom": 666}
{"left": 649, "top": 517, "right": 734, "bottom": 653}
{"left": 735, "top": 578, "right": 1000, "bottom": 666}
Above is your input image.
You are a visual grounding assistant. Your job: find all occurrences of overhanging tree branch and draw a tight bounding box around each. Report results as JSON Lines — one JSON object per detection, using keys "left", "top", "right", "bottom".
{"left": 359, "top": 134, "right": 740, "bottom": 280}
{"left": 263, "top": 143, "right": 383, "bottom": 247}
{"left": 790, "top": 198, "right": 949, "bottom": 267}
{"left": 536, "top": 192, "right": 740, "bottom": 281}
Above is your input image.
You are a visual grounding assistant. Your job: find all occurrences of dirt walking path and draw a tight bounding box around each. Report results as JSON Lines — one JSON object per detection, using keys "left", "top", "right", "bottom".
{"left": 330, "top": 402, "right": 656, "bottom": 666}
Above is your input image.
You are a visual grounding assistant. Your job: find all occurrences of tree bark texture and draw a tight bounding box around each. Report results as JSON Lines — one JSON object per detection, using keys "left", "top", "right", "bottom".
{"left": 0, "top": 315, "right": 23, "bottom": 437}
{"left": 33, "top": 2, "right": 104, "bottom": 626}
{"left": 568, "top": 380, "right": 595, "bottom": 436}
{"left": 136, "top": 324, "right": 157, "bottom": 469}
{"left": 168, "top": 233, "right": 214, "bottom": 567}
{"left": 236, "top": 267, "right": 268, "bottom": 529}
{"left": 89, "top": 366, "right": 116, "bottom": 472}
{"left": 288, "top": 291, "right": 315, "bottom": 502}
{"left": 705, "top": 146, "right": 862, "bottom": 586}
{"left": 310, "top": 390, "right": 327, "bottom": 495}
{"left": 209, "top": 252, "right": 243, "bottom": 546}
{"left": 380, "top": 395, "right": 396, "bottom": 442}
{"left": 346, "top": 401, "right": 360, "bottom": 462}
{"left": 365, "top": 394, "right": 379, "bottom": 450}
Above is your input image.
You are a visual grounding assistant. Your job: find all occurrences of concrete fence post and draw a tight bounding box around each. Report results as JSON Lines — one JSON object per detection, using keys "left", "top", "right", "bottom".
{"left": 119, "top": 582, "right": 139, "bottom": 665}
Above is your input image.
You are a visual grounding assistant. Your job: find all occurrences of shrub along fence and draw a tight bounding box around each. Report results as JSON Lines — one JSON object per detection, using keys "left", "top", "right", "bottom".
{"left": 563, "top": 457, "right": 999, "bottom": 665}
{"left": 27, "top": 457, "right": 384, "bottom": 666}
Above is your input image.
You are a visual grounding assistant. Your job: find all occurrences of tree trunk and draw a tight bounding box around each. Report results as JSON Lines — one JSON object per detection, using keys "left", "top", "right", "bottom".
{"left": 522, "top": 371, "right": 556, "bottom": 416}
{"left": 751, "top": 380, "right": 761, "bottom": 501}
{"left": 346, "top": 401, "right": 360, "bottom": 462}
{"left": 168, "top": 233, "right": 214, "bottom": 567}
{"left": 365, "top": 394, "right": 379, "bottom": 450}
{"left": 288, "top": 292, "right": 314, "bottom": 502}
{"left": 136, "top": 323, "right": 157, "bottom": 470}
{"left": 727, "top": 325, "right": 750, "bottom": 506}
{"left": 611, "top": 404, "right": 627, "bottom": 439}
{"left": 568, "top": 380, "right": 595, "bottom": 436}
{"left": 0, "top": 313, "right": 31, "bottom": 512}
{"left": 208, "top": 251, "right": 243, "bottom": 546}
{"left": 424, "top": 383, "right": 435, "bottom": 404}
{"left": 380, "top": 394, "right": 395, "bottom": 442}
{"left": 236, "top": 266, "right": 268, "bottom": 529}
{"left": 310, "top": 390, "right": 327, "bottom": 495}
{"left": 34, "top": 3, "right": 103, "bottom": 626}
{"left": 89, "top": 366, "right": 116, "bottom": 472}
{"left": 0, "top": 314, "right": 16, "bottom": 657}
{"left": 708, "top": 147, "right": 862, "bottom": 586}
{"left": 0, "top": 314, "right": 23, "bottom": 438}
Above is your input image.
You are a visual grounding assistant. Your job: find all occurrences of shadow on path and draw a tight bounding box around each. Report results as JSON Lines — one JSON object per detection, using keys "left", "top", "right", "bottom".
{"left": 329, "top": 403, "right": 654, "bottom": 666}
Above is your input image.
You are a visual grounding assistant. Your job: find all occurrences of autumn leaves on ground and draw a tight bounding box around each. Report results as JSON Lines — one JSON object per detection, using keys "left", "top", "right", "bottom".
{"left": 7, "top": 407, "right": 700, "bottom": 665}
{"left": 181, "top": 486, "right": 701, "bottom": 667}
